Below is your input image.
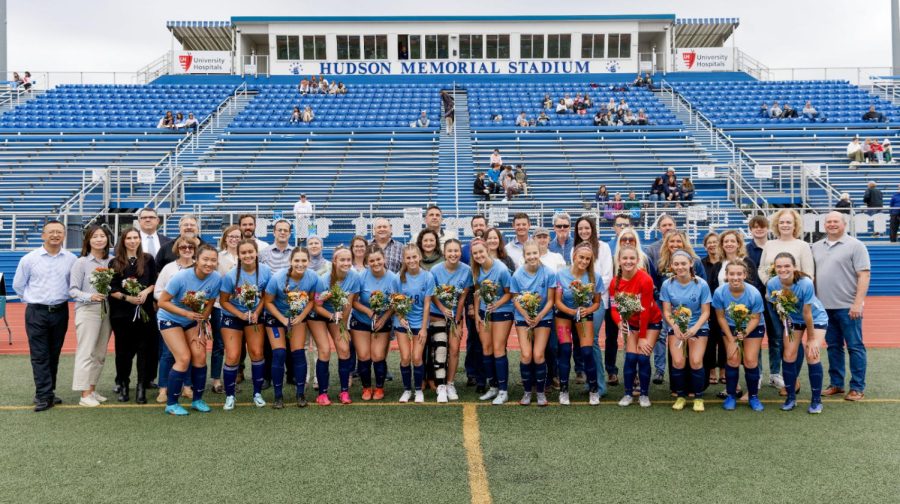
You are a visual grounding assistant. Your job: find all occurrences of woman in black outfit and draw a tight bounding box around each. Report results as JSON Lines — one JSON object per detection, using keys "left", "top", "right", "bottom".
{"left": 700, "top": 232, "right": 725, "bottom": 386}
{"left": 108, "top": 227, "right": 158, "bottom": 403}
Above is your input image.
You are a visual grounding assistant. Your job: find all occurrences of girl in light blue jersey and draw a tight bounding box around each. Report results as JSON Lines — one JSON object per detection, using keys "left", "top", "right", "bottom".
{"left": 471, "top": 238, "right": 514, "bottom": 405}
{"left": 429, "top": 239, "right": 473, "bottom": 403}
{"left": 394, "top": 244, "right": 435, "bottom": 403}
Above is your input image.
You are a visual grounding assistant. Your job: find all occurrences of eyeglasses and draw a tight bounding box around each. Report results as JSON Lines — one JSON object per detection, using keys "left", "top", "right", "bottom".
{"left": 614, "top": 223, "right": 629, "bottom": 228}
{"left": 554, "top": 224, "right": 570, "bottom": 229}
{"left": 178, "top": 245, "right": 195, "bottom": 251}
{"left": 227, "top": 235, "right": 241, "bottom": 240}
{"left": 620, "top": 237, "right": 636, "bottom": 243}
{"left": 140, "top": 216, "right": 158, "bottom": 220}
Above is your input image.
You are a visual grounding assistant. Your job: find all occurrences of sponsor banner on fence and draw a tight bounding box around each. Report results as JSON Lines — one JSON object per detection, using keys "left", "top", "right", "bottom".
{"left": 675, "top": 47, "right": 734, "bottom": 72}
{"left": 175, "top": 51, "right": 232, "bottom": 74}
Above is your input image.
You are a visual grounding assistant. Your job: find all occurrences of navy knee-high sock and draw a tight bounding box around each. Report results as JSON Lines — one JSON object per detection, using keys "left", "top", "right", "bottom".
{"left": 580, "top": 345, "right": 598, "bottom": 392}
{"left": 358, "top": 359, "right": 373, "bottom": 388}
{"left": 495, "top": 354, "right": 509, "bottom": 391}
{"left": 671, "top": 366, "right": 686, "bottom": 397}
{"left": 191, "top": 365, "right": 207, "bottom": 401}
{"left": 534, "top": 362, "right": 547, "bottom": 393}
{"left": 250, "top": 359, "right": 265, "bottom": 395}
{"left": 808, "top": 362, "right": 824, "bottom": 403}
{"left": 746, "top": 366, "right": 760, "bottom": 397}
{"left": 520, "top": 362, "right": 533, "bottom": 393}
{"left": 223, "top": 363, "right": 239, "bottom": 397}
{"left": 636, "top": 354, "right": 651, "bottom": 395}
{"left": 557, "top": 343, "right": 572, "bottom": 391}
{"left": 691, "top": 368, "right": 706, "bottom": 399}
{"left": 291, "top": 350, "right": 307, "bottom": 396}
{"left": 481, "top": 354, "right": 495, "bottom": 388}
{"left": 413, "top": 364, "right": 425, "bottom": 390}
{"left": 271, "top": 348, "right": 286, "bottom": 399}
{"left": 338, "top": 358, "right": 352, "bottom": 392}
{"left": 401, "top": 364, "right": 413, "bottom": 391}
{"left": 725, "top": 364, "right": 739, "bottom": 398}
{"left": 167, "top": 368, "right": 187, "bottom": 406}
{"left": 782, "top": 358, "right": 798, "bottom": 401}
{"left": 373, "top": 360, "right": 387, "bottom": 388}
{"left": 623, "top": 352, "right": 638, "bottom": 395}
{"left": 316, "top": 359, "right": 330, "bottom": 395}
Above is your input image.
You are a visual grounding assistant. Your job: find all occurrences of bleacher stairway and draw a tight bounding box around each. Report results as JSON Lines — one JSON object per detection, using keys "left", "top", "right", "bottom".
{"left": 173, "top": 91, "right": 256, "bottom": 171}
{"left": 438, "top": 88, "right": 477, "bottom": 212}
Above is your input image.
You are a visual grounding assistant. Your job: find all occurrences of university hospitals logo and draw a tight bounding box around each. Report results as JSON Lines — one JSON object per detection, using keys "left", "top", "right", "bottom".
{"left": 682, "top": 51, "right": 697, "bottom": 69}
{"left": 179, "top": 54, "right": 193, "bottom": 72}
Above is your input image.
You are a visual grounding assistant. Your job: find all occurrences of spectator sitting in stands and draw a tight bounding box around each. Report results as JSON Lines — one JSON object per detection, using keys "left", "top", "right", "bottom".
{"left": 870, "top": 138, "right": 885, "bottom": 163}
{"left": 318, "top": 75, "right": 329, "bottom": 93}
{"left": 649, "top": 176, "right": 665, "bottom": 202}
{"left": 780, "top": 103, "right": 799, "bottom": 118}
{"left": 681, "top": 177, "right": 695, "bottom": 202}
{"left": 564, "top": 93, "right": 574, "bottom": 110}
{"left": 21, "top": 71, "right": 33, "bottom": 91}
{"left": 863, "top": 105, "right": 886, "bottom": 122}
{"left": 636, "top": 108, "right": 649, "bottom": 125}
{"left": 516, "top": 111, "right": 531, "bottom": 127}
{"left": 337, "top": 82, "right": 347, "bottom": 94}
{"left": 298, "top": 79, "right": 310, "bottom": 94}
{"left": 836, "top": 193, "right": 853, "bottom": 214}
{"left": 174, "top": 112, "right": 185, "bottom": 129}
{"left": 615, "top": 107, "right": 626, "bottom": 124}
{"left": 501, "top": 165, "right": 519, "bottom": 201}
{"left": 490, "top": 149, "right": 502, "bottom": 167}
{"left": 157, "top": 110, "right": 175, "bottom": 129}
{"left": 290, "top": 106, "right": 301, "bottom": 123}
{"left": 863, "top": 138, "right": 876, "bottom": 162}
{"left": 609, "top": 192, "right": 625, "bottom": 212}
{"left": 633, "top": 73, "right": 644, "bottom": 87}
{"left": 802, "top": 101, "right": 819, "bottom": 120}
{"left": 584, "top": 94, "right": 593, "bottom": 109}
{"left": 574, "top": 94, "right": 587, "bottom": 115}
{"left": 542, "top": 94, "right": 553, "bottom": 109}
{"left": 608, "top": 110, "right": 621, "bottom": 126}
{"left": 758, "top": 102, "right": 770, "bottom": 118}
{"left": 302, "top": 106, "right": 315, "bottom": 123}
{"left": 183, "top": 112, "right": 199, "bottom": 133}
{"left": 623, "top": 110, "right": 636, "bottom": 125}
{"left": 474, "top": 172, "right": 490, "bottom": 201}
{"left": 555, "top": 98, "right": 568, "bottom": 114}
{"left": 514, "top": 164, "right": 528, "bottom": 195}
{"left": 625, "top": 190, "right": 641, "bottom": 216}
{"left": 416, "top": 111, "right": 430, "bottom": 128}
{"left": 883, "top": 139, "right": 893, "bottom": 162}
{"left": 616, "top": 98, "right": 629, "bottom": 113}
{"left": 328, "top": 82, "right": 339, "bottom": 94}
{"left": 486, "top": 164, "right": 502, "bottom": 194}
{"left": 491, "top": 113, "right": 503, "bottom": 123}
{"left": 642, "top": 73, "right": 653, "bottom": 88}
{"left": 769, "top": 101, "right": 783, "bottom": 118}
{"left": 664, "top": 174, "right": 681, "bottom": 203}
{"left": 606, "top": 97, "right": 617, "bottom": 112}
{"left": 595, "top": 184, "right": 610, "bottom": 203}
{"left": 593, "top": 110, "right": 605, "bottom": 126}
{"left": 309, "top": 76, "right": 319, "bottom": 94}
{"left": 12, "top": 72, "right": 23, "bottom": 88}
{"left": 847, "top": 137, "right": 864, "bottom": 163}
{"left": 537, "top": 111, "right": 550, "bottom": 125}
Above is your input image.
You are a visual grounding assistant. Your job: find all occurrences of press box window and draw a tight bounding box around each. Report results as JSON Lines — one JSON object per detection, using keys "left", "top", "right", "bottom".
{"left": 336, "top": 35, "right": 362, "bottom": 60}
{"left": 547, "top": 34, "right": 571, "bottom": 59}
{"left": 303, "top": 35, "right": 326, "bottom": 60}
{"left": 607, "top": 33, "right": 632, "bottom": 59}
{"left": 276, "top": 35, "right": 300, "bottom": 60}
{"left": 398, "top": 34, "right": 422, "bottom": 59}
{"left": 459, "top": 34, "right": 484, "bottom": 59}
{"left": 363, "top": 35, "right": 388, "bottom": 60}
{"left": 519, "top": 34, "right": 544, "bottom": 59}
{"left": 425, "top": 35, "right": 449, "bottom": 59}
{"left": 581, "top": 34, "right": 605, "bottom": 59}
{"left": 486, "top": 34, "right": 510, "bottom": 59}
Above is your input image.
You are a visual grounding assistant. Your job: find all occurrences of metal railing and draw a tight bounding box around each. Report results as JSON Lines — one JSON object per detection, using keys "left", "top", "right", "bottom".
{"left": 241, "top": 54, "right": 269, "bottom": 78}
{"left": 135, "top": 51, "right": 173, "bottom": 84}
{"left": 757, "top": 67, "right": 892, "bottom": 86}
{"left": 735, "top": 49, "right": 770, "bottom": 81}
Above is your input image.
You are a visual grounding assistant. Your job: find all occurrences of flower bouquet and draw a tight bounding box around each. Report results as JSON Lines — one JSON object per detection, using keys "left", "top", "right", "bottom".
{"left": 89, "top": 267, "right": 115, "bottom": 318}
{"left": 570, "top": 279, "right": 594, "bottom": 323}
{"left": 769, "top": 289, "right": 799, "bottom": 342}
{"left": 368, "top": 290, "right": 389, "bottom": 332}
{"left": 434, "top": 284, "right": 462, "bottom": 338}
{"left": 235, "top": 282, "right": 261, "bottom": 333}
{"left": 727, "top": 302, "right": 751, "bottom": 359}
{"left": 478, "top": 279, "right": 499, "bottom": 331}
{"left": 182, "top": 290, "right": 210, "bottom": 341}
{"left": 285, "top": 290, "right": 309, "bottom": 332}
{"left": 327, "top": 284, "right": 350, "bottom": 341}
{"left": 122, "top": 277, "right": 150, "bottom": 323}
{"left": 613, "top": 292, "right": 643, "bottom": 345}
{"left": 673, "top": 305, "right": 693, "bottom": 357}
{"left": 390, "top": 293, "right": 414, "bottom": 339}
{"left": 515, "top": 291, "right": 542, "bottom": 342}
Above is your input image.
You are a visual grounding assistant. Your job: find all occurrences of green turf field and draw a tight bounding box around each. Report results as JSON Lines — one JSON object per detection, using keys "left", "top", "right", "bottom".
{"left": 2, "top": 349, "right": 900, "bottom": 503}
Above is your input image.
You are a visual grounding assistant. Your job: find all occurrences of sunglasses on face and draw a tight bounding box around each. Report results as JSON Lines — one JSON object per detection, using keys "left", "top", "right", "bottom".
{"left": 555, "top": 224, "right": 570, "bottom": 229}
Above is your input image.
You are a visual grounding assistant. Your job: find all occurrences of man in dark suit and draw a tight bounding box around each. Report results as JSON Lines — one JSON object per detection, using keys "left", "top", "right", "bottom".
{"left": 136, "top": 207, "right": 170, "bottom": 259}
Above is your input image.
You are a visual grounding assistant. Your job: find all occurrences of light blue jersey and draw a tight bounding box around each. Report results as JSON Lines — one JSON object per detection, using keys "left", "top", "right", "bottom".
{"left": 393, "top": 269, "right": 436, "bottom": 329}
{"left": 264, "top": 268, "right": 320, "bottom": 316}
{"left": 317, "top": 269, "right": 361, "bottom": 314}
{"left": 510, "top": 265, "right": 557, "bottom": 322}
{"left": 475, "top": 260, "right": 513, "bottom": 313}
{"left": 555, "top": 267, "right": 603, "bottom": 310}
{"left": 430, "top": 262, "right": 473, "bottom": 316}
{"left": 660, "top": 277, "right": 712, "bottom": 330}
{"left": 159, "top": 268, "right": 222, "bottom": 325}
{"left": 766, "top": 276, "right": 828, "bottom": 327}
{"left": 354, "top": 269, "right": 401, "bottom": 325}
{"left": 220, "top": 263, "right": 272, "bottom": 313}
{"left": 712, "top": 282, "right": 764, "bottom": 327}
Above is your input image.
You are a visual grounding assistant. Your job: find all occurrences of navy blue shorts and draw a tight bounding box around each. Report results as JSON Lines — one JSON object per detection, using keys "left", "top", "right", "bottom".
{"left": 729, "top": 325, "right": 765, "bottom": 339}
{"left": 349, "top": 316, "right": 393, "bottom": 333}
{"left": 479, "top": 310, "right": 514, "bottom": 322}
{"left": 263, "top": 312, "right": 287, "bottom": 329}
{"left": 158, "top": 319, "right": 198, "bottom": 331}
{"left": 221, "top": 312, "right": 255, "bottom": 330}
{"left": 667, "top": 328, "right": 710, "bottom": 338}
{"left": 394, "top": 327, "right": 421, "bottom": 336}
{"left": 555, "top": 310, "right": 594, "bottom": 322}
{"left": 793, "top": 323, "right": 827, "bottom": 331}
{"left": 516, "top": 319, "right": 553, "bottom": 328}
{"left": 628, "top": 321, "right": 663, "bottom": 332}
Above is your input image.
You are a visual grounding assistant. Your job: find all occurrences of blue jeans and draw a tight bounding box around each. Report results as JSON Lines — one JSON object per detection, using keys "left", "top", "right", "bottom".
{"left": 546, "top": 322, "right": 558, "bottom": 380}
{"left": 765, "top": 303, "right": 784, "bottom": 375}
{"left": 653, "top": 321, "right": 667, "bottom": 374}
{"left": 825, "top": 309, "right": 867, "bottom": 392}
{"left": 210, "top": 307, "right": 224, "bottom": 380}
{"left": 591, "top": 305, "right": 608, "bottom": 396}
{"left": 649, "top": 193, "right": 661, "bottom": 202}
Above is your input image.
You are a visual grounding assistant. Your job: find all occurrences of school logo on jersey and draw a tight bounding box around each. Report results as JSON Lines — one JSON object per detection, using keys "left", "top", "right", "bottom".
{"left": 179, "top": 54, "right": 193, "bottom": 72}
{"left": 682, "top": 51, "right": 697, "bottom": 69}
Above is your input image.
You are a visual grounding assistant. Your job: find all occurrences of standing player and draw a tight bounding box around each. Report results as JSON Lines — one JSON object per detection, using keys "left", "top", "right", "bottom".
{"left": 471, "top": 238, "right": 514, "bottom": 404}
{"left": 394, "top": 244, "right": 435, "bottom": 403}
{"left": 429, "top": 239, "right": 472, "bottom": 403}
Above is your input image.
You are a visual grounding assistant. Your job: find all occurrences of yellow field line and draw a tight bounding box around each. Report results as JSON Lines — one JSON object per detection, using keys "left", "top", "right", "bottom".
{"left": 462, "top": 403, "right": 492, "bottom": 504}
{"left": 1, "top": 398, "right": 899, "bottom": 412}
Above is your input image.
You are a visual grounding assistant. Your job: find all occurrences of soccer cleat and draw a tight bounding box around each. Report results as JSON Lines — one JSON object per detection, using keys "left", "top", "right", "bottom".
{"left": 398, "top": 390, "right": 412, "bottom": 403}
{"left": 373, "top": 388, "right": 385, "bottom": 400}
{"left": 808, "top": 402, "right": 824, "bottom": 414}
{"left": 723, "top": 395, "right": 737, "bottom": 411}
{"left": 339, "top": 391, "right": 352, "bottom": 405}
{"left": 361, "top": 387, "right": 373, "bottom": 401}
{"left": 223, "top": 396, "right": 236, "bottom": 411}
{"left": 273, "top": 398, "right": 284, "bottom": 410}
{"left": 693, "top": 399, "right": 705, "bottom": 412}
{"left": 297, "top": 394, "right": 308, "bottom": 408}
{"left": 317, "top": 394, "right": 332, "bottom": 406}
{"left": 639, "top": 395, "right": 651, "bottom": 408}
{"left": 446, "top": 383, "right": 459, "bottom": 401}
{"left": 519, "top": 392, "right": 533, "bottom": 406}
{"left": 672, "top": 397, "right": 687, "bottom": 411}
{"left": 769, "top": 373, "right": 786, "bottom": 389}
{"left": 436, "top": 385, "right": 448, "bottom": 403}
{"left": 79, "top": 395, "right": 100, "bottom": 407}
{"left": 191, "top": 400, "right": 211, "bottom": 413}
{"left": 492, "top": 391, "right": 508, "bottom": 405}
{"left": 165, "top": 404, "right": 189, "bottom": 416}
{"left": 536, "top": 393, "right": 548, "bottom": 407}
{"left": 253, "top": 393, "right": 267, "bottom": 408}
{"left": 92, "top": 391, "right": 108, "bottom": 403}
{"left": 589, "top": 391, "right": 601, "bottom": 406}
{"left": 748, "top": 396, "right": 764, "bottom": 412}
{"left": 479, "top": 387, "right": 499, "bottom": 401}
{"left": 559, "top": 391, "right": 571, "bottom": 405}
{"left": 781, "top": 399, "right": 797, "bottom": 411}
{"left": 618, "top": 395, "right": 633, "bottom": 407}
{"left": 414, "top": 391, "right": 425, "bottom": 403}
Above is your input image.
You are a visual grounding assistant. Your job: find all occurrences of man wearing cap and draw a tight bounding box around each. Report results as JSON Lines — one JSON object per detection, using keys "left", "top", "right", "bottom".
{"left": 293, "top": 193, "right": 313, "bottom": 220}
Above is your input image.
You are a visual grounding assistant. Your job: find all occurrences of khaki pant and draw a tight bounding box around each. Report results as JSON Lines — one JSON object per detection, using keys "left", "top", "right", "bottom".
{"left": 72, "top": 303, "right": 112, "bottom": 391}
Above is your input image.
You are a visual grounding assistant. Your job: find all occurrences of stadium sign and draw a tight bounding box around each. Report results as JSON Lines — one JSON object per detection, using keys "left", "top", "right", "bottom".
{"left": 312, "top": 60, "right": 598, "bottom": 75}
{"left": 674, "top": 47, "right": 734, "bottom": 72}
{"left": 174, "top": 51, "right": 232, "bottom": 74}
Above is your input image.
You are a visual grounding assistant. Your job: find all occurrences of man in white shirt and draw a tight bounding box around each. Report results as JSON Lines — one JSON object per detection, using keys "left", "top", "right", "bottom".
{"left": 413, "top": 205, "right": 457, "bottom": 248}
{"left": 136, "top": 207, "right": 169, "bottom": 258}
{"left": 293, "top": 194, "right": 313, "bottom": 219}
{"left": 238, "top": 214, "right": 269, "bottom": 253}
{"left": 504, "top": 212, "right": 531, "bottom": 268}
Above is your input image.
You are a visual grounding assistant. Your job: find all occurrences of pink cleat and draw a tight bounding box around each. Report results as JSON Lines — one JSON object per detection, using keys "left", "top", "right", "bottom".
{"left": 339, "top": 391, "right": 352, "bottom": 405}
{"left": 316, "top": 393, "right": 332, "bottom": 406}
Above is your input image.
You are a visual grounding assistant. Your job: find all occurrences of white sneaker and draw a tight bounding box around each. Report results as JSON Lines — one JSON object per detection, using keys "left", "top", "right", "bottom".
{"left": 399, "top": 390, "right": 412, "bottom": 403}
{"left": 446, "top": 383, "right": 459, "bottom": 401}
{"left": 536, "top": 392, "right": 548, "bottom": 406}
{"left": 492, "top": 390, "right": 508, "bottom": 405}
{"left": 639, "top": 395, "right": 652, "bottom": 408}
{"left": 79, "top": 395, "right": 100, "bottom": 407}
{"left": 769, "top": 373, "right": 786, "bottom": 389}
{"left": 519, "top": 392, "right": 532, "bottom": 405}
{"left": 589, "top": 391, "right": 601, "bottom": 406}
{"left": 436, "top": 385, "right": 448, "bottom": 403}
{"left": 559, "top": 391, "right": 570, "bottom": 405}
{"left": 618, "top": 395, "right": 633, "bottom": 407}
{"left": 224, "top": 396, "right": 236, "bottom": 411}
{"left": 92, "top": 391, "right": 108, "bottom": 403}
{"left": 253, "top": 393, "right": 267, "bottom": 408}
{"left": 479, "top": 387, "right": 499, "bottom": 401}
{"left": 414, "top": 390, "right": 425, "bottom": 403}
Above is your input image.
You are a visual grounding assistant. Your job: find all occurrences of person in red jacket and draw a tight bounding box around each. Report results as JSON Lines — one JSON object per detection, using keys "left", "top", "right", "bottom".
{"left": 609, "top": 245, "right": 662, "bottom": 408}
